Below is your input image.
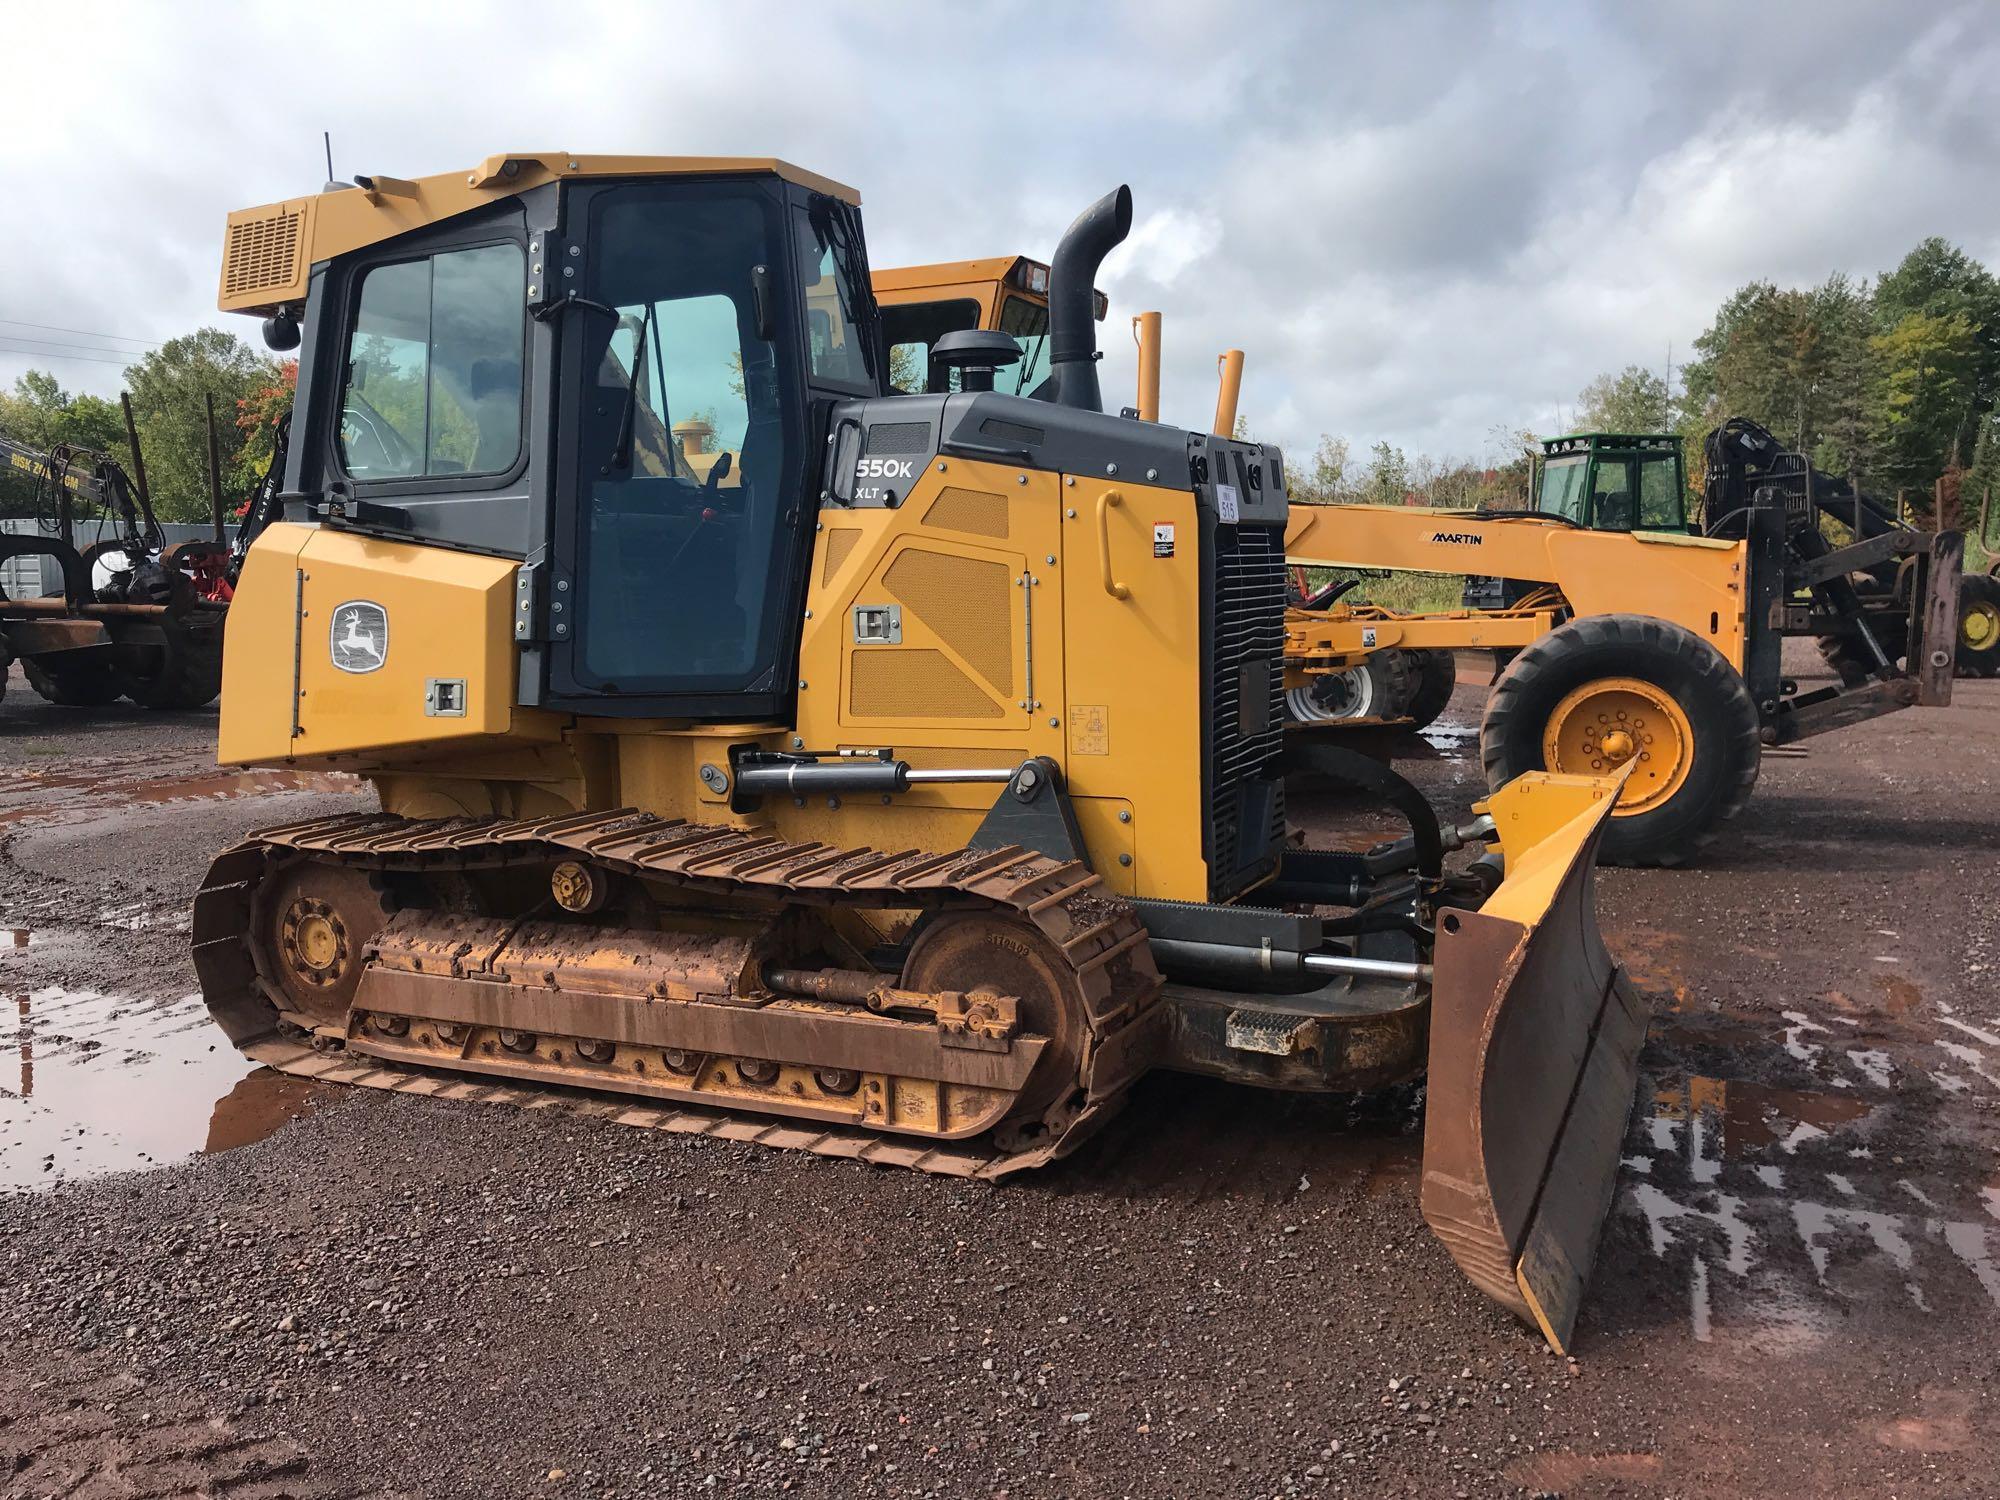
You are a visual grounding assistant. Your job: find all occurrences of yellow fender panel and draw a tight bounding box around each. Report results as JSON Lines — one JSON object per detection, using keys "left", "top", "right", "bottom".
{"left": 221, "top": 523, "right": 525, "bottom": 766}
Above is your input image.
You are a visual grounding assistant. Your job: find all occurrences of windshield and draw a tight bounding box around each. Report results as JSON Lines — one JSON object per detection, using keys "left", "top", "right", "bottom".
{"left": 1538, "top": 454, "right": 1589, "bottom": 522}
{"left": 565, "top": 182, "right": 803, "bottom": 695}
{"left": 997, "top": 296, "right": 1050, "bottom": 395}
{"left": 883, "top": 297, "right": 979, "bottom": 394}
{"left": 878, "top": 293, "right": 1051, "bottom": 395}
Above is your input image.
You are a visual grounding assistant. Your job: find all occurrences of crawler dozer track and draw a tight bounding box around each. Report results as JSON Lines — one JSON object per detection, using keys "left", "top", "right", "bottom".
{"left": 192, "top": 811, "right": 1166, "bottom": 1178}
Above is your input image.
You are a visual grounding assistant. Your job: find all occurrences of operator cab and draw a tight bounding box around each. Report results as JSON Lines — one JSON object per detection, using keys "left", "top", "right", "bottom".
{"left": 228, "top": 158, "right": 885, "bottom": 721}
{"left": 873, "top": 256, "right": 1104, "bottom": 397}
{"left": 1536, "top": 433, "right": 1688, "bottom": 533}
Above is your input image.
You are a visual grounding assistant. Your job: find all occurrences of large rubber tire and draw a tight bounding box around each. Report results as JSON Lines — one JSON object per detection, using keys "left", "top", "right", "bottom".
{"left": 1400, "top": 648, "right": 1458, "bottom": 730}
{"left": 1956, "top": 573, "right": 2000, "bottom": 678}
{"left": 118, "top": 626, "right": 224, "bottom": 710}
{"left": 23, "top": 657, "right": 124, "bottom": 706}
{"left": 1481, "top": 614, "right": 1761, "bottom": 868}
{"left": 1284, "top": 651, "right": 1412, "bottom": 724}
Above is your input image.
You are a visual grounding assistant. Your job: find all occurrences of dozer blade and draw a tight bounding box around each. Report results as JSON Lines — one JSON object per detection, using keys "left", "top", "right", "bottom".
{"left": 1421, "top": 770, "right": 1645, "bottom": 1353}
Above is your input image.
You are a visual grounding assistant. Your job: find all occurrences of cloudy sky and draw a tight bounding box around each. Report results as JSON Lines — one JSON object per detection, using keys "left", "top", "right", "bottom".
{"left": 7, "top": 0, "right": 1999, "bottom": 466}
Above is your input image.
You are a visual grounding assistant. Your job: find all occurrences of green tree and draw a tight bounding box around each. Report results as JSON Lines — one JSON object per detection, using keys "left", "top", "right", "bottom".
{"left": 1680, "top": 274, "right": 1874, "bottom": 465}
{"left": 1869, "top": 308, "right": 1980, "bottom": 497}
{"left": 0, "top": 371, "right": 130, "bottom": 516}
{"left": 0, "top": 370, "right": 126, "bottom": 453}
{"left": 1362, "top": 440, "right": 1408, "bottom": 505}
{"left": 1875, "top": 237, "right": 2000, "bottom": 465}
{"left": 1575, "top": 365, "right": 1670, "bottom": 433}
{"left": 231, "top": 361, "right": 296, "bottom": 494}
{"left": 1289, "top": 434, "right": 1352, "bottom": 504}
{"left": 123, "top": 328, "right": 280, "bottom": 521}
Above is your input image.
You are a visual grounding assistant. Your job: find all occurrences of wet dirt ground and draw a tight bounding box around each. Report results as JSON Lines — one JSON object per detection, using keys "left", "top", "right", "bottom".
{"left": 0, "top": 656, "right": 1995, "bottom": 1499}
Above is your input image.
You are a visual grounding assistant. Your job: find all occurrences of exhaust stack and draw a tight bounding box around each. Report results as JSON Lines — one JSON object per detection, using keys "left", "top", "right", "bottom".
{"left": 1045, "top": 185, "right": 1132, "bottom": 412}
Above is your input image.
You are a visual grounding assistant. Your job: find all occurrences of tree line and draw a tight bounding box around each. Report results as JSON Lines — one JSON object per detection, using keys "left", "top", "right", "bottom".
{"left": 1287, "top": 235, "right": 2000, "bottom": 554}
{"left": 0, "top": 330, "right": 291, "bottom": 525}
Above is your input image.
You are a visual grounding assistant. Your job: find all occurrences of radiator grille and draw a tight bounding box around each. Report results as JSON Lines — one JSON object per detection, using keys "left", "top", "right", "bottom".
{"left": 1205, "top": 524, "right": 1287, "bottom": 896}
{"left": 222, "top": 209, "right": 305, "bottom": 299}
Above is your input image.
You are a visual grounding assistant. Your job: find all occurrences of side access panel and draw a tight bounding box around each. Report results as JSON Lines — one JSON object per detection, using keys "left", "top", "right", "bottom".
{"left": 220, "top": 521, "right": 542, "bottom": 766}
{"left": 1421, "top": 771, "right": 1646, "bottom": 1352}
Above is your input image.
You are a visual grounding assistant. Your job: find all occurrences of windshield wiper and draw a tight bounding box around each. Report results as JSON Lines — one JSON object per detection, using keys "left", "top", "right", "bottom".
{"left": 613, "top": 302, "right": 655, "bottom": 472}
{"left": 815, "top": 196, "right": 884, "bottom": 384}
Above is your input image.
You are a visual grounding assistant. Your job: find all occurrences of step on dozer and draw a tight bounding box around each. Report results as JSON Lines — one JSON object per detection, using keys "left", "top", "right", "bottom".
{"left": 193, "top": 154, "right": 1646, "bottom": 1349}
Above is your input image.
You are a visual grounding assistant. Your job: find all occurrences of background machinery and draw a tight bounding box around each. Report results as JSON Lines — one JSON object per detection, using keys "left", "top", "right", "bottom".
{"left": 193, "top": 153, "right": 1645, "bottom": 1351}
{"left": 1285, "top": 426, "right": 1964, "bottom": 866}
{"left": 0, "top": 418, "right": 230, "bottom": 709}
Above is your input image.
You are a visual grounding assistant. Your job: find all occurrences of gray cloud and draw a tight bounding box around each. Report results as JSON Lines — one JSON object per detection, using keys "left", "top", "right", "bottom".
{"left": 5, "top": 0, "right": 1997, "bottom": 469}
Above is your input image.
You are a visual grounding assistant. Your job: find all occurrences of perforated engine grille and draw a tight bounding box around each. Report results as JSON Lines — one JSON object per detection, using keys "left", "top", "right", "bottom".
{"left": 850, "top": 649, "right": 1004, "bottom": 719}
{"left": 922, "top": 487, "right": 1010, "bottom": 540}
{"left": 885, "top": 548, "right": 1013, "bottom": 695}
{"left": 222, "top": 209, "right": 305, "bottom": 299}
{"left": 820, "top": 527, "right": 861, "bottom": 586}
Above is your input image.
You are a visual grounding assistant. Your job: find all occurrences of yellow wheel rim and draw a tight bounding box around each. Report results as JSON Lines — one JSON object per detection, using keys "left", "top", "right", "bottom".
{"left": 1962, "top": 599, "right": 1999, "bottom": 653}
{"left": 1541, "top": 676, "right": 1694, "bottom": 817}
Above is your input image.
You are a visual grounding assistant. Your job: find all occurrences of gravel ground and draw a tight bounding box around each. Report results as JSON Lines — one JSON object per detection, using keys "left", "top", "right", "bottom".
{"left": 1, "top": 656, "right": 1995, "bottom": 1499}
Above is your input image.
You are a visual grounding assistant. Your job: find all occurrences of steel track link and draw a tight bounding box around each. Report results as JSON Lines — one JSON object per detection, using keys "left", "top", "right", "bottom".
{"left": 191, "top": 809, "right": 1167, "bottom": 1180}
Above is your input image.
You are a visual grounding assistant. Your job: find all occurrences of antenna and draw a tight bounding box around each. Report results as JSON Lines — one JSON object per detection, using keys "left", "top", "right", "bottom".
{"left": 323, "top": 131, "right": 335, "bottom": 185}
{"left": 1663, "top": 340, "right": 1674, "bottom": 426}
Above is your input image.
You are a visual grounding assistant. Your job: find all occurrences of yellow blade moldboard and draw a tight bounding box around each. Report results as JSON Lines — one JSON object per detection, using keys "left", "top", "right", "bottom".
{"left": 1420, "top": 770, "right": 1645, "bottom": 1353}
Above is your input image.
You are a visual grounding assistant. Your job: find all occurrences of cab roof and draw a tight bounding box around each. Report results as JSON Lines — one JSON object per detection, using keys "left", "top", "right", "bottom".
{"left": 219, "top": 152, "right": 860, "bottom": 316}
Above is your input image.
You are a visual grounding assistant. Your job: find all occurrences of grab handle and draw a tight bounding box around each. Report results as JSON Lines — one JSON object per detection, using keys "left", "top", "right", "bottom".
{"left": 1096, "top": 490, "right": 1130, "bottom": 600}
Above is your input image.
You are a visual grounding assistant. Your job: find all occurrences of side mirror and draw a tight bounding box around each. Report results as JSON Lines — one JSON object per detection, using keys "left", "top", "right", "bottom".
{"left": 262, "top": 311, "right": 302, "bottom": 352}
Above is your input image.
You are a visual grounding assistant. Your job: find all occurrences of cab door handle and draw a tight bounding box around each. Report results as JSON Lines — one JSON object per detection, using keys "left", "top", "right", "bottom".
{"left": 1095, "top": 490, "right": 1130, "bottom": 600}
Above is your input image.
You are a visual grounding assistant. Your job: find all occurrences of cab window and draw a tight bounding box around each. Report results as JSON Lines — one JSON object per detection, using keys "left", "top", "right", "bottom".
{"left": 565, "top": 184, "right": 803, "bottom": 697}
{"left": 883, "top": 297, "right": 979, "bottom": 394}
{"left": 1590, "top": 457, "right": 1638, "bottom": 531}
{"left": 339, "top": 243, "right": 524, "bottom": 479}
{"left": 1537, "top": 454, "right": 1589, "bottom": 523}
{"left": 1637, "top": 455, "right": 1686, "bottom": 530}
{"left": 795, "top": 204, "right": 873, "bottom": 389}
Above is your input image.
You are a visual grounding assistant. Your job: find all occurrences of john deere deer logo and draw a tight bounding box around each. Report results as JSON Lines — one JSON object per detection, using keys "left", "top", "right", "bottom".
{"left": 329, "top": 601, "right": 389, "bottom": 674}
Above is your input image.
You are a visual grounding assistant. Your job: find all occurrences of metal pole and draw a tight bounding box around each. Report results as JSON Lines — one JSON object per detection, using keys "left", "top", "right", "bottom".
{"left": 1213, "top": 349, "right": 1244, "bottom": 437}
{"left": 118, "top": 392, "right": 151, "bottom": 512}
{"left": 1301, "top": 952, "right": 1434, "bottom": 983}
{"left": 1132, "top": 312, "right": 1161, "bottom": 423}
{"left": 203, "top": 393, "right": 227, "bottom": 543}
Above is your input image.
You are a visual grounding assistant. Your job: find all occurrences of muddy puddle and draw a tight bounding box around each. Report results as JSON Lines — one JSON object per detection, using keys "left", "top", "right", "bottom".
{"left": 1, "top": 984, "right": 325, "bottom": 1191}
{"left": 1619, "top": 1016, "right": 2000, "bottom": 1343}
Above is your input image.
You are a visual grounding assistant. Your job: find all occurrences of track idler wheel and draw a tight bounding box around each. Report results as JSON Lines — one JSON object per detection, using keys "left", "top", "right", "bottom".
{"left": 899, "top": 910, "right": 1091, "bottom": 1134}
{"left": 255, "top": 862, "right": 395, "bottom": 1031}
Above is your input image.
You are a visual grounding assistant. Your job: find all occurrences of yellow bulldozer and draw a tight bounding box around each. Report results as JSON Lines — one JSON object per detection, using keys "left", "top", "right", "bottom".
{"left": 195, "top": 153, "right": 1646, "bottom": 1350}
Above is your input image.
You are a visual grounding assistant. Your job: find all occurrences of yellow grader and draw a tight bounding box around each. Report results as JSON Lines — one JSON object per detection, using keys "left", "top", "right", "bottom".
{"left": 195, "top": 154, "right": 1646, "bottom": 1350}
{"left": 1285, "top": 427, "right": 1966, "bottom": 867}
